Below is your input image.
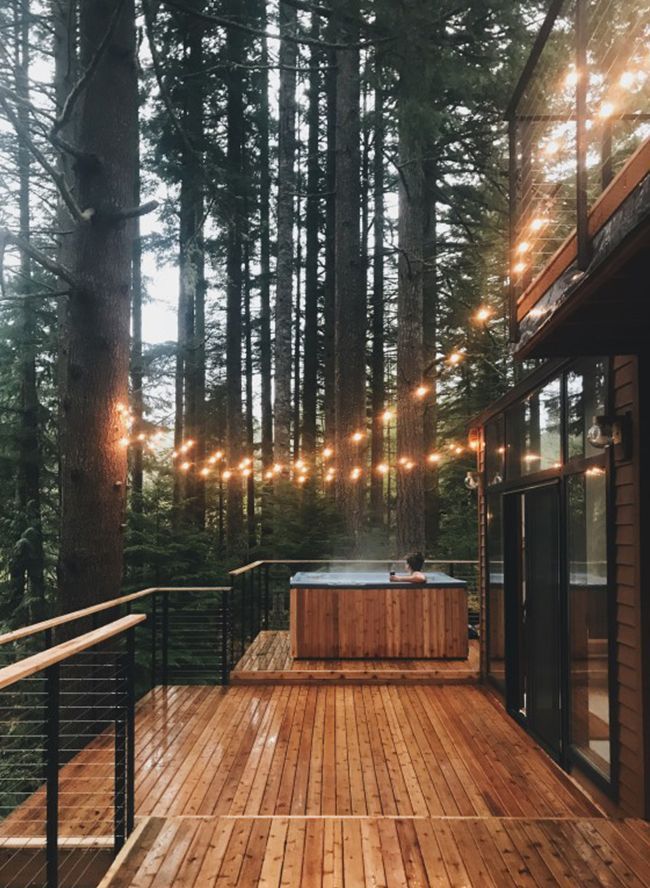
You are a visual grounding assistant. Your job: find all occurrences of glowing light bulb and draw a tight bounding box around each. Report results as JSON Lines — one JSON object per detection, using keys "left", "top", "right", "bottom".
{"left": 222, "top": 469, "right": 232, "bottom": 481}
{"left": 453, "top": 445, "right": 464, "bottom": 455}
{"left": 513, "top": 261, "right": 526, "bottom": 275}
{"left": 264, "top": 470, "right": 274, "bottom": 480}
{"left": 322, "top": 447, "right": 333, "bottom": 459}
{"left": 185, "top": 440, "right": 195, "bottom": 449}
{"left": 523, "top": 453, "right": 539, "bottom": 463}
{"left": 382, "top": 409, "right": 394, "bottom": 423}
{"left": 214, "top": 450, "right": 224, "bottom": 460}
{"left": 565, "top": 67, "right": 579, "bottom": 87}
{"left": 598, "top": 101, "right": 615, "bottom": 119}
{"left": 180, "top": 461, "right": 191, "bottom": 472}
{"left": 398, "top": 456, "right": 409, "bottom": 466}
{"left": 530, "top": 217, "right": 547, "bottom": 232}
{"left": 137, "top": 433, "right": 146, "bottom": 442}
{"left": 351, "top": 431, "right": 365, "bottom": 443}
{"left": 448, "top": 351, "right": 464, "bottom": 366}
{"left": 273, "top": 463, "right": 283, "bottom": 475}
{"left": 350, "top": 467, "right": 362, "bottom": 481}
{"left": 242, "top": 468, "right": 252, "bottom": 477}
{"left": 295, "top": 459, "right": 304, "bottom": 470}
{"left": 414, "top": 385, "right": 429, "bottom": 399}
{"left": 474, "top": 306, "right": 491, "bottom": 323}
{"left": 376, "top": 463, "right": 389, "bottom": 475}
{"left": 497, "top": 446, "right": 506, "bottom": 455}
{"left": 469, "top": 439, "right": 480, "bottom": 451}
{"left": 619, "top": 71, "right": 635, "bottom": 89}
{"left": 172, "top": 450, "right": 179, "bottom": 459}
{"left": 116, "top": 402, "right": 127, "bottom": 414}
{"left": 427, "top": 452, "right": 441, "bottom": 463}
{"left": 200, "top": 467, "right": 210, "bottom": 477}
{"left": 297, "top": 475, "right": 306, "bottom": 485}
{"left": 544, "top": 140, "right": 560, "bottom": 156}
{"left": 404, "top": 461, "right": 415, "bottom": 471}
{"left": 119, "top": 437, "right": 130, "bottom": 448}
{"left": 517, "top": 241, "right": 531, "bottom": 255}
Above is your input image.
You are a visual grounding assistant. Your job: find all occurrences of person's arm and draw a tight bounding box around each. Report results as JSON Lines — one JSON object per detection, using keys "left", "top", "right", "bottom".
{"left": 389, "top": 572, "right": 426, "bottom": 583}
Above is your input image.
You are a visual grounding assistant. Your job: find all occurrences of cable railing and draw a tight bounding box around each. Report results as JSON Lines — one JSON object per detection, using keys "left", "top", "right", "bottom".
{"left": 507, "top": 0, "right": 650, "bottom": 338}
{"left": 0, "top": 616, "right": 141, "bottom": 888}
{"left": 228, "top": 559, "right": 480, "bottom": 669}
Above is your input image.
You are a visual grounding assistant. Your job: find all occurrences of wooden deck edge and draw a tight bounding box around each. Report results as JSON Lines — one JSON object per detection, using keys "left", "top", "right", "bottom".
{"left": 96, "top": 817, "right": 164, "bottom": 888}
{"left": 230, "top": 670, "right": 480, "bottom": 685}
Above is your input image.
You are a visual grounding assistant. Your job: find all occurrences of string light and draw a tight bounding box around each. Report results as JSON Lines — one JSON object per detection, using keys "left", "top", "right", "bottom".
{"left": 543, "top": 140, "right": 560, "bottom": 156}
{"left": 516, "top": 241, "right": 531, "bottom": 255}
{"left": 351, "top": 431, "right": 365, "bottom": 443}
{"left": 513, "top": 261, "right": 526, "bottom": 275}
{"left": 448, "top": 351, "right": 464, "bottom": 366}
{"left": 222, "top": 469, "right": 232, "bottom": 481}
{"left": 273, "top": 463, "right": 283, "bottom": 475}
{"left": 404, "top": 460, "right": 415, "bottom": 471}
{"left": 414, "top": 385, "right": 429, "bottom": 399}
{"left": 322, "top": 447, "right": 334, "bottom": 459}
{"left": 242, "top": 467, "right": 252, "bottom": 477}
{"left": 119, "top": 437, "right": 130, "bottom": 448}
{"left": 565, "top": 67, "right": 579, "bottom": 87}
{"left": 530, "top": 217, "right": 547, "bottom": 232}
{"left": 598, "top": 101, "right": 615, "bottom": 119}
{"left": 376, "top": 463, "right": 389, "bottom": 475}
{"left": 297, "top": 475, "right": 307, "bottom": 485}
{"left": 264, "top": 470, "right": 274, "bottom": 480}
{"left": 474, "top": 306, "right": 492, "bottom": 323}
{"left": 382, "top": 409, "right": 394, "bottom": 423}
{"left": 427, "top": 452, "right": 441, "bottom": 463}
{"left": 200, "top": 467, "right": 210, "bottom": 477}
{"left": 180, "top": 461, "right": 191, "bottom": 472}
{"left": 619, "top": 71, "right": 635, "bottom": 89}
{"left": 350, "top": 467, "right": 362, "bottom": 481}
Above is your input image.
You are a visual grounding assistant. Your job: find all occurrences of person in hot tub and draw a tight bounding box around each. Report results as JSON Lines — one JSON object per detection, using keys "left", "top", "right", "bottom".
{"left": 389, "top": 551, "right": 426, "bottom": 583}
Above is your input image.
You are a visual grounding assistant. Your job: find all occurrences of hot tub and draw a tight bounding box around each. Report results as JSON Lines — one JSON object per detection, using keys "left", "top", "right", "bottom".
{"left": 289, "top": 570, "right": 468, "bottom": 659}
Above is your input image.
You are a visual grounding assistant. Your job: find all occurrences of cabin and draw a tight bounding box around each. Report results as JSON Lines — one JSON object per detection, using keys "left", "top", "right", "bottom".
{"left": 1, "top": 3, "right": 650, "bottom": 887}
{"left": 470, "top": 0, "right": 650, "bottom": 819}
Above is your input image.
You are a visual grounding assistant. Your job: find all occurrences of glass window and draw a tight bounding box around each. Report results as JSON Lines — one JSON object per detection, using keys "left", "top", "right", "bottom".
{"left": 568, "top": 470, "right": 610, "bottom": 780}
{"left": 567, "top": 359, "right": 608, "bottom": 461}
{"left": 485, "top": 417, "right": 505, "bottom": 486}
{"left": 486, "top": 494, "right": 505, "bottom": 690}
{"left": 506, "top": 377, "right": 562, "bottom": 478}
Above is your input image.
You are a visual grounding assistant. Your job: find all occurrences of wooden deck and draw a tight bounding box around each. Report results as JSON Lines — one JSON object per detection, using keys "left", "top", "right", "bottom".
{"left": 6, "top": 681, "right": 650, "bottom": 885}
{"left": 231, "top": 630, "right": 480, "bottom": 684}
{"left": 100, "top": 814, "right": 650, "bottom": 888}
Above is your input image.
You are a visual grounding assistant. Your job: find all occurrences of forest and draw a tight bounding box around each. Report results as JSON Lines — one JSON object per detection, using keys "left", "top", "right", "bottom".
{"left": 0, "top": 0, "right": 544, "bottom": 626}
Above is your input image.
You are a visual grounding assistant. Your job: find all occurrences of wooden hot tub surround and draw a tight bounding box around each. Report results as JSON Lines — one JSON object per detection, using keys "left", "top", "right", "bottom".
{"left": 290, "top": 570, "right": 468, "bottom": 659}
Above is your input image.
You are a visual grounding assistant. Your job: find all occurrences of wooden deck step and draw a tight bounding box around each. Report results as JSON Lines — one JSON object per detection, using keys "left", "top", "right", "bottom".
{"left": 231, "top": 630, "right": 480, "bottom": 684}
{"left": 98, "top": 815, "right": 650, "bottom": 887}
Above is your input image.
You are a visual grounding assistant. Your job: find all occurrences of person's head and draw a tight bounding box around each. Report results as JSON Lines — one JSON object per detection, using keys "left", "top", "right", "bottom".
{"left": 405, "top": 551, "right": 425, "bottom": 572}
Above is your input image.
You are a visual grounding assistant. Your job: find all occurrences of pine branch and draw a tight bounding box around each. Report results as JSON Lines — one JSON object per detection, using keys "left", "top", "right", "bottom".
{"left": 0, "top": 94, "right": 91, "bottom": 225}
{"left": 1, "top": 229, "right": 76, "bottom": 287}
{"left": 160, "top": 0, "right": 387, "bottom": 50}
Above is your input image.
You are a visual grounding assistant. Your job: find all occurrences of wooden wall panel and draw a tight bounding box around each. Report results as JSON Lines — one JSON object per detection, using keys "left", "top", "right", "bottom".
{"left": 612, "top": 355, "right": 646, "bottom": 817}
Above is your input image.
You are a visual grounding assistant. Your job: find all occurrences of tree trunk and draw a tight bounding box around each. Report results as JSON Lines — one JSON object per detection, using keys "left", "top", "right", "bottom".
{"left": 257, "top": 5, "right": 273, "bottom": 543}
{"left": 302, "top": 11, "right": 320, "bottom": 458}
{"left": 225, "top": 3, "right": 245, "bottom": 550}
{"left": 369, "top": 66, "right": 385, "bottom": 530}
{"left": 323, "top": 28, "right": 337, "bottom": 447}
{"left": 58, "top": 0, "right": 138, "bottom": 610}
{"left": 423, "top": 158, "right": 439, "bottom": 548}
{"left": 395, "top": 116, "right": 426, "bottom": 556}
{"left": 131, "top": 159, "right": 144, "bottom": 524}
{"left": 273, "top": 1, "right": 297, "bottom": 465}
{"left": 332, "top": 0, "right": 365, "bottom": 548}
{"left": 11, "top": 0, "right": 46, "bottom": 622}
{"left": 293, "top": 141, "right": 302, "bottom": 461}
{"left": 178, "top": 8, "right": 206, "bottom": 529}
{"left": 243, "top": 238, "right": 256, "bottom": 551}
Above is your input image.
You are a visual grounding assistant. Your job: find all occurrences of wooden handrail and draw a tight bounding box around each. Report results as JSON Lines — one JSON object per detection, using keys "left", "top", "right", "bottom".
{"left": 0, "top": 586, "right": 230, "bottom": 647}
{"left": 229, "top": 559, "right": 479, "bottom": 575}
{"left": 0, "top": 614, "right": 146, "bottom": 691}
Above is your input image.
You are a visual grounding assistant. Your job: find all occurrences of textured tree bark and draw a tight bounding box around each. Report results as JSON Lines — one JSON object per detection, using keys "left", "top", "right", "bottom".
{"left": 131, "top": 160, "right": 144, "bottom": 526}
{"left": 11, "top": 0, "right": 46, "bottom": 621}
{"left": 292, "top": 145, "right": 302, "bottom": 460}
{"left": 323, "top": 29, "right": 337, "bottom": 448}
{"left": 225, "top": 1, "right": 245, "bottom": 549}
{"left": 257, "top": 6, "right": 273, "bottom": 543}
{"left": 369, "top": 67, "right": 385, "bottom": 531}
{"left": 273, "top": 0, "right": 297, "bottom": 464}
{"left": 396, "top": 118, "right": 426, "bottom": 556}
{"left": 332, "top": 0, "right": 365, "bottom": 549}
{"left": 58, "top": 0, "right": 138, "bottom": 610}
{"left": 423, "top": 158, "right": 439, "bottom": 546}
{"left": 178, "top": 7, "right": 206, "bottom": 529}
{"left": 302, "top": 10, "right": 320, "bottom": 458}
{"left": 243, "top": 238, "right": 256, "bottom": 551}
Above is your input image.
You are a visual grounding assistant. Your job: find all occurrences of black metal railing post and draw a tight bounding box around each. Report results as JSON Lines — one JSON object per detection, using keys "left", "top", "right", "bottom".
{"left": 114, "top": 645, "right": 127, "bottom": 853}
{"left": 162, "top": 590, "right": 169, "bottom": 687}
{"left": 126, "top": 627, "right": 136, "bottom": 835}
{"left": 239, "top": 577, "right": 246, "bottom": 660}
{"left": 264, "top": 563, "right": 270, "bottom": 628}
{"left": 45, "top": 662, "right": 60, "bottom": 888}
{"left": 221, "top": 589, "right": 230, "bottom": 685}
{"left": 151, "top": 591, "right": 158, "bottom": 689}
